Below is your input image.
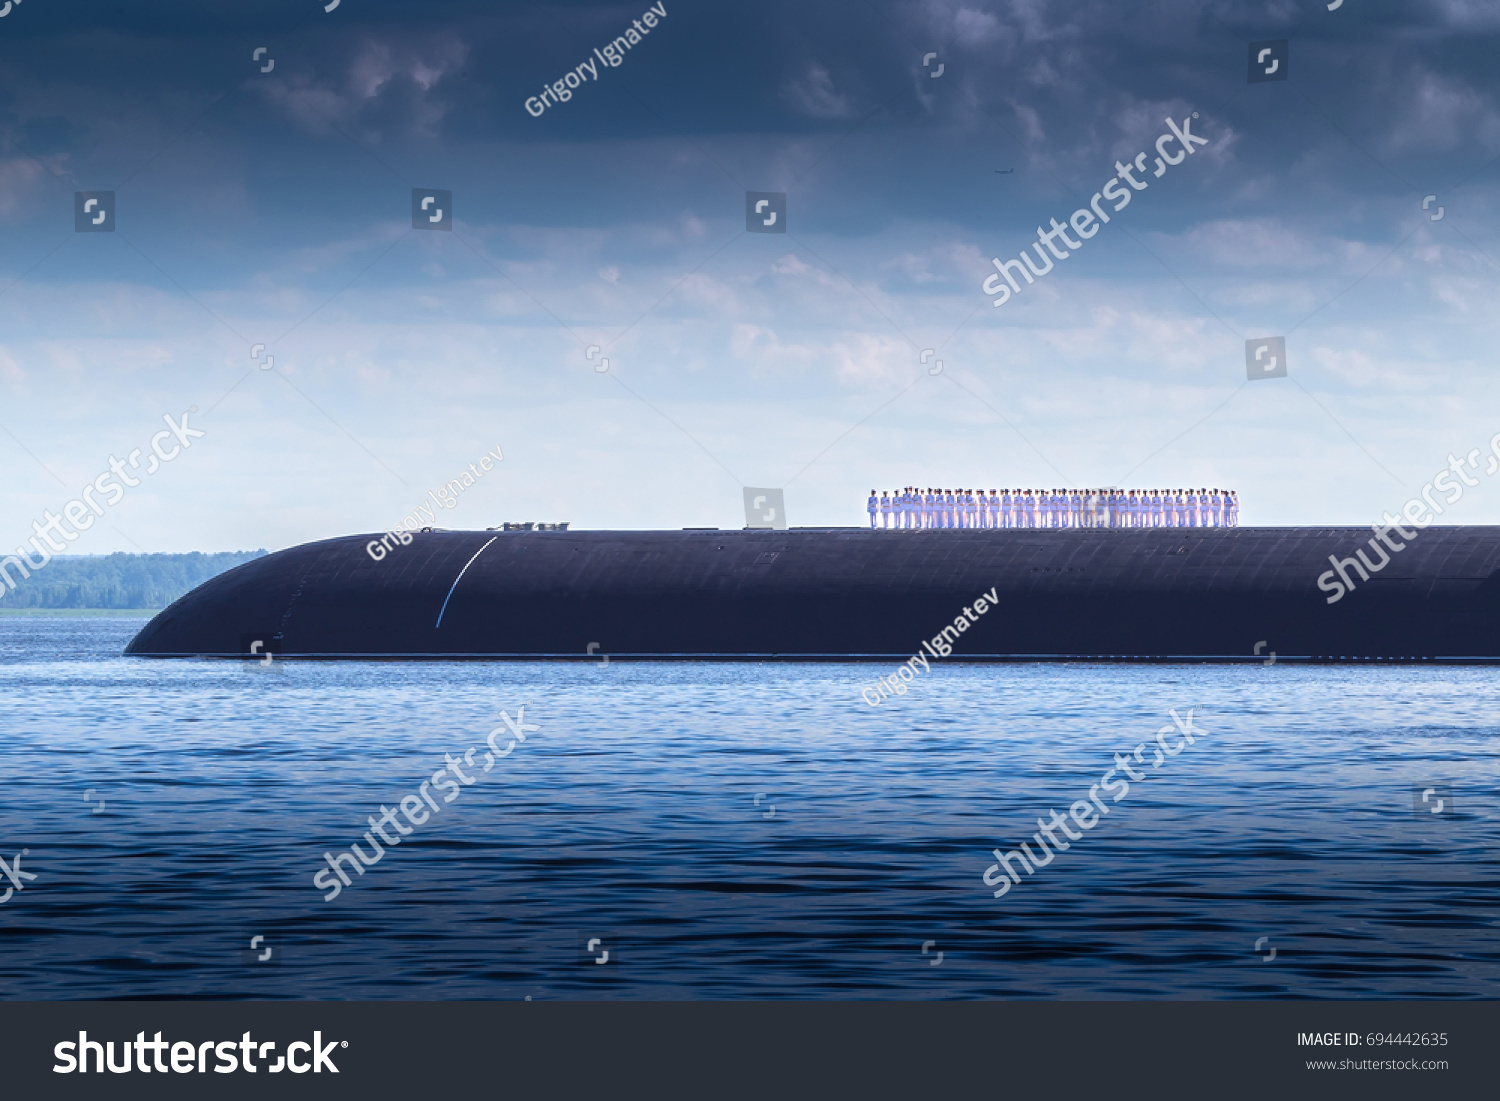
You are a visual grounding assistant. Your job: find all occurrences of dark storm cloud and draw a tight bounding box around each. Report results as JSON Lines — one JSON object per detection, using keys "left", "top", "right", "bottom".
{"left": 5, "top": 1, "right": 1498, "bottom": 163}
{"left": 1, "top": 0, "right": 1497, "bottom": 256}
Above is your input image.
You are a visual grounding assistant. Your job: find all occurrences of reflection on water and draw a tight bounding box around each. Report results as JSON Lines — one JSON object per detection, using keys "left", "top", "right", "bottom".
{"left": 0, "top": 617, "right": 1496, "bottom": 1000}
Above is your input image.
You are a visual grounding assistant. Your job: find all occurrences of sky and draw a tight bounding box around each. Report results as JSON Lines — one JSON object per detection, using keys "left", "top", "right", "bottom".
{"left": 2, "top": 0, "right": 1499, "bottom": 552}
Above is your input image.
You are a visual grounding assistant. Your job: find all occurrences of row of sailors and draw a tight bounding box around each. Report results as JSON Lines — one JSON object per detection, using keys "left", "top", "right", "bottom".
{"left": 867, "top": 488, "right": 1240, "bottom": 529}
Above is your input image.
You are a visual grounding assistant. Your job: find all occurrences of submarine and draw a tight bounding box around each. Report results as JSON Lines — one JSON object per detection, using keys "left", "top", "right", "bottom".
{"left": 124, "top": 525, "right": 1500, "bottom": 662}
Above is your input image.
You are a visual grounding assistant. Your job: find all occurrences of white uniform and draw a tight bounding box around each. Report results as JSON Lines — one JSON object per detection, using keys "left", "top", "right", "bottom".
{"left": 867, "top": 492, "right": 878, "bottom": 528}
{"left": 1229, "top": 491, "right": 1239, "bottom": 527}
{"left": 879, "top": 494, "right": 892, "bottom": 529}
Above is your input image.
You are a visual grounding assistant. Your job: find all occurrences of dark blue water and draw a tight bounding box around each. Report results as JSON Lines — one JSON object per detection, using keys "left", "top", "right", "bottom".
{"left": 1, "top": 617, "right": 1496, "bottom": 1000}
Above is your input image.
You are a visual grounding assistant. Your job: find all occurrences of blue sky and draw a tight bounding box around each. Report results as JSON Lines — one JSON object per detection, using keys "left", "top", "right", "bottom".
{"left": 2, "top": 0, "right": 1499, "bottom": 551}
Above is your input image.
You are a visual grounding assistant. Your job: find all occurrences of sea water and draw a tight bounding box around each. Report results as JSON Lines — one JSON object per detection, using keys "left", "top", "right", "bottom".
{"left": 0, "top": 617, "right": 1495, "bottom": 1000}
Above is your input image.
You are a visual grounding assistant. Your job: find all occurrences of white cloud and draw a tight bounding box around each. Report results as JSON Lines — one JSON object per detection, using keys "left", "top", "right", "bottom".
{"left": 780, "top": 63, "right": 853, "bottom": 120}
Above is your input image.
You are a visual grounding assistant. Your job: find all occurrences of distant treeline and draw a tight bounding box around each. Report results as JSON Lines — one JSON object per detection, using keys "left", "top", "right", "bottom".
{"left": 0, "top": 551, "right": 267, "bottom": 609}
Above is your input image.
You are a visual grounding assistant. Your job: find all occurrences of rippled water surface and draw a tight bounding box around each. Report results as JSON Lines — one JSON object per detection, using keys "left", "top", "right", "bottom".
{"left": 1, "top": 617, "right": 1496, "bottom": 1000}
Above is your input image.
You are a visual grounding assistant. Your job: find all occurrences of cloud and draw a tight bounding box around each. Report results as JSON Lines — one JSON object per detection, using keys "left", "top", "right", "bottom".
{"left": 253, "top": 34, "right": 469, "bottom": 141}
{"left": 780, "top": 63, "right": 854, "bottom": 119}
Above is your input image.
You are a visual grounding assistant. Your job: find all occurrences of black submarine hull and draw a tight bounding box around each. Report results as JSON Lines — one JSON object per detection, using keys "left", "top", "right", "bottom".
{"left": 124, "top": 526, "right": 1500, "bottom": 662}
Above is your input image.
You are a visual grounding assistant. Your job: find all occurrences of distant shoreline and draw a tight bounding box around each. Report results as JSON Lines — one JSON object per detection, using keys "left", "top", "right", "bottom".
{"left": 0, "top": 608, "right": 160, "bottom": 617}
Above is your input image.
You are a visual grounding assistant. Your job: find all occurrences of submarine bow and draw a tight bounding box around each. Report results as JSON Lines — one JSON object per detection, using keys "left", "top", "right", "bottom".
{"left": 124, "top": 526, "right": 1500, "bottom": 661}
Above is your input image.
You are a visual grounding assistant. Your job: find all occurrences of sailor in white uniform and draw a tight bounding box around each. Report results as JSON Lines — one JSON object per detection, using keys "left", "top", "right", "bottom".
{"left": 1211, "top": 489, "right": 1224, "bottom": 527}
{"left": 879, "top": 492, "right": 892, "bottom": 529}
{"left": 1228, "top": 490, "right": 1239, "bottom": 527}
{"left": 868, "top": 490, "right": 878, "bottom": 528}
{"left": 989, "top": 490, "right": 1000, "bottom": 529}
